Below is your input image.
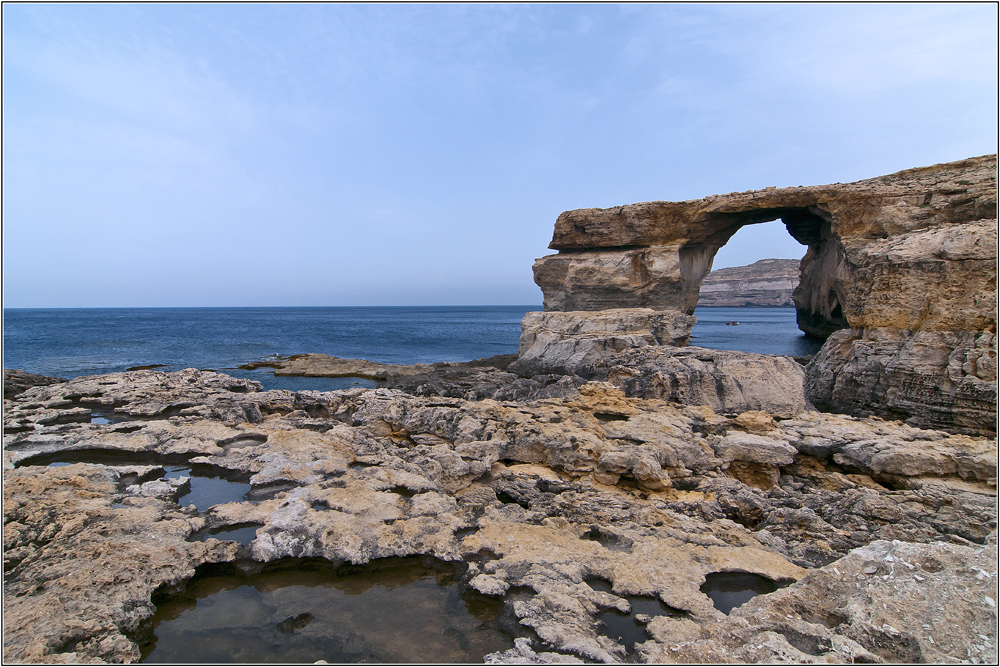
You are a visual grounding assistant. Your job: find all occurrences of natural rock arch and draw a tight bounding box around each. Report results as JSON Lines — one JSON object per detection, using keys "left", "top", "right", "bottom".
{"left": 537, "top": 198, "right": 858, "bottom": 341}
{"left": 525, "top": 154, "right": 997, "bottom": 434}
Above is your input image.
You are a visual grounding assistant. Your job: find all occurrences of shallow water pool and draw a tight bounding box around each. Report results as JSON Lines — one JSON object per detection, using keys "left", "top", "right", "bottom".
{"left": 163, "top": 466, "right": 252, "bottom": 512}
{"left": 587, "top": 577, "right": 687, "bottom": 654}
{"left": 700, "top": 571, "right": 791, "bottom": 614}
{"left": 140, "top": 557, "right": 518, "bottom": 663}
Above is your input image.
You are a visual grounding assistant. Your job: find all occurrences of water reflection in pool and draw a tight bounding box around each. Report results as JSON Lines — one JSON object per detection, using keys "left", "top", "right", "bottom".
{"left": 587, "top": 577, "right": 686, "bottom": 653}
{"left": 222, "top": 368, "right": 379, "bottom": 392}
{"left": 141, "top": 557, "right": 517, "bottom": 663}
{"left": 700, "top": 571, "right": 791, "bottom": 614}
{"left": 188, "top": 523, "right": 262, "bottom": 546}
{"left": 163, "top": 466, "right": 252, "bottom": 512}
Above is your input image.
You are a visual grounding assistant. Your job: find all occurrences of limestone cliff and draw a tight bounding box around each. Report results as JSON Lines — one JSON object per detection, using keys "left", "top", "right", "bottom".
{"left": 528, "top": 155, "right": 997, "bottom": 435}
{"left": 696, "top": 259, "right": 800, "bottom": 307}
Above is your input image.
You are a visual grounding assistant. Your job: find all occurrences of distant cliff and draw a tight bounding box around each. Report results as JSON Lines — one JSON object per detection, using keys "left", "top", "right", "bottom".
{"left": 696, "top": 258, "right": 800, "bottom": 307}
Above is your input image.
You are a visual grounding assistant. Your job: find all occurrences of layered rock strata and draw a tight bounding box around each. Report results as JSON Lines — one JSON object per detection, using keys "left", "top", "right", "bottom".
{"left": 3, "top": 369, "right": 996, "bottom": 664}
{"left": 530, "top": 155, "right": 998, "bottom": 434}
{"left": 592, "top": 346, "right": 811, "bottom": 418}
{"left": 233, "top": 344, "right": 807, "bottom": 418}
{"left": 239, "top": 353, "right": 521, "bottom": 381}
{"left": 3, "top": 369, "right": 67, "bottom": 400}
{"left": 506, "top": 309, "right": 695, "bottom": 378}
{"left": 696, "top": 258, "right": 800, "bottom": 307}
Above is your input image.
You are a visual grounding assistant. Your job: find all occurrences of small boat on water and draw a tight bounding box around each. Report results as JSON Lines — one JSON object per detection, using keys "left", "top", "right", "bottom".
{"left": 725, "top": 321, "right": 739, "bottom": 326}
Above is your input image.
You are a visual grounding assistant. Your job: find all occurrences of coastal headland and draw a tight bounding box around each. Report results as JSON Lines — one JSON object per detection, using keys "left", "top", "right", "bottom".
{"left": 696, "top": 258, "right": 801, "bottom": 308}
{"left": 3, "top": 155, "right": 997, "bottom": 664}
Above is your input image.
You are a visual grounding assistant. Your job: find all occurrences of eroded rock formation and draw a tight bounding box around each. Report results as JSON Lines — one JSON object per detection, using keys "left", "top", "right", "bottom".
{"left": 506, "top": 309, "right": 695, "bottom": 377}
{"left": 3, "top": 369, "right": 997, "bottom": 663}
{"left": 530, "top": 155, "right": 998, "bottom": 434}
{"left": 3, "top": 369, "right": 67, "bottom": 400}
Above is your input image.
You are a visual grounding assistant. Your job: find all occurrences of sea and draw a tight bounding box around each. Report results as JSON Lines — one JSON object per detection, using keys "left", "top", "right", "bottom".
{"left": 2, "top": 306, "right": 822, "bottom": 392}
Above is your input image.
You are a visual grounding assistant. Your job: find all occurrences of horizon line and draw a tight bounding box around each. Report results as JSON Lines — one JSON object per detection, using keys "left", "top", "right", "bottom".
{"left": 3, "top": 304, "right": 547, "bottom": 310}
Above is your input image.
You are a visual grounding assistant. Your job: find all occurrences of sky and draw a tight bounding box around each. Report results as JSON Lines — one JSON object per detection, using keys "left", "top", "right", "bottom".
{"left": 3, "top": 3, "right": 997, "bottom": 308}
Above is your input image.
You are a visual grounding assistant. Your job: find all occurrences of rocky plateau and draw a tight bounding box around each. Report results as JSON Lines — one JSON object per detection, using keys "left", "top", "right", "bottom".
{"left": 2, "top": 365, "right": 997, "bottom": 664}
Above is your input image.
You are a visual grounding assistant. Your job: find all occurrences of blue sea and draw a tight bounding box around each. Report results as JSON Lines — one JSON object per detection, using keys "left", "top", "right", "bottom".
{"left": 2, "top": 306, "right": 821, "bottom": 391}
{"left": 689, "top": 307, "right": 823, "bottom": 358}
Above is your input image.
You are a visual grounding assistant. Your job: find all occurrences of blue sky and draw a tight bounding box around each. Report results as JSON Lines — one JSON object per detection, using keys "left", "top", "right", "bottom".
{"left": 3, "top": 3, "right": 997, "bottom": 307}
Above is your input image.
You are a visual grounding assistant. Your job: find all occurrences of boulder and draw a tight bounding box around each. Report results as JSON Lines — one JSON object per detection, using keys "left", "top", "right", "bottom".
{"left": 507, "top": 308, "right": 695, "bottom": 377}
{"left": 594, "top": 346, "right": 812, "bottom": 418}
{"left": 640, "top": 537, "right": 999, "bottom": 665}
{"left": 3, "top": 369, "right": 67, "bottom": 400}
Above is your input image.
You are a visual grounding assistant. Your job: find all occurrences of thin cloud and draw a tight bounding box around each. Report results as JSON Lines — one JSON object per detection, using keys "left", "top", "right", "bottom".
{"left": 3, "top": 4, "right": 996, "bottom": 307}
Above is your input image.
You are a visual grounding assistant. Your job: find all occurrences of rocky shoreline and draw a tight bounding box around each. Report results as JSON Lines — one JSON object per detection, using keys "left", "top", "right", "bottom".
{"left": 3, "top": 155, "right": 997, "bottom": 664}
{"left": 3, "top": 363, "right": 997, "bottom": 663}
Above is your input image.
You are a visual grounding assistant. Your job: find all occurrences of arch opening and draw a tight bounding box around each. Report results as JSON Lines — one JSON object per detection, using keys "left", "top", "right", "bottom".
{"left": 689, "top": 217, "right": 825, "bottom": 358}
{"left": 702, "top": 206, "right": 830, "bottom": 248}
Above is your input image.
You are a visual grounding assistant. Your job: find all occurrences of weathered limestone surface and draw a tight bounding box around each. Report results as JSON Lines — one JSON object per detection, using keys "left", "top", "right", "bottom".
{"left": 241, "top": 354, "right": 444, "bottom": 380}
{"left": 3, "top": 370, "right": 996, "bottom": 663}
{"left": 2, "top": 368, "right": 265, "bottom": 434}
{"left": 531, "top": 155, "right": 998, "bottom": 434}
{"left": 807, "top": 329, "right": 997, "bottom": 435}
{"left": 3, "top": 369, "right": 67, "bottom": 400}
{"left": 507, "top": 309, "right": 696, "bottom": 378}
{"left": 593, "top": 346, "right": 812, "bottom": 418}
{"left": 638, "top": 538, "right": 998, "bottom": 665}
{"left": 2, "top": 465, "right": 239, "bottom": 664}
{"left": 696, "top": 258, "right": 800, "bottom": 307}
